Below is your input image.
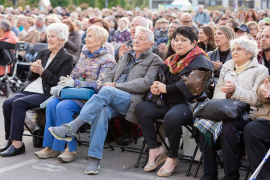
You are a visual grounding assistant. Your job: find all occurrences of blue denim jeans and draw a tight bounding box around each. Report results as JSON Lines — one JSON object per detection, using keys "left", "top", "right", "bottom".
{"left": 43, "top": 98, "right": 81, "bottom": 152}
{"left": 78, "top": 86, "right": 131, "bottom": 159}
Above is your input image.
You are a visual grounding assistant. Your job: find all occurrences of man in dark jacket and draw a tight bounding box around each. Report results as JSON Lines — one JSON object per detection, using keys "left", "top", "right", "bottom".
{"left": 154, "top": 19, "right": 169, "bottom": 41}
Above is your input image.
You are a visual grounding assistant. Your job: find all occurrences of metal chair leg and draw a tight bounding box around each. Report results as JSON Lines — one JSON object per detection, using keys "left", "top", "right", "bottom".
{"left": 108, "top": 125, "right": 125, "bottom": 152}
{"left": 142, "top": 153, "right": 149, "bottom": 168}
{"left": 135, "top": 140, "right": 146, "bottom": 168}
{"left": 244, "top": 168, "right": 250, "bottom": 180}
{"left": 193, "top": 154, "right": 203, "bottom": 178}
{"left": 186, "top": 145, "right": 199, "bottom": 177}
{"left": 215, "top": 151, "right": 223, "bottom": 168}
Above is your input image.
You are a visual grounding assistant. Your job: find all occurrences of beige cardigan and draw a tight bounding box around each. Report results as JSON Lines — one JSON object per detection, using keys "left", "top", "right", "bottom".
{"left": 18, "top": 28, "right": 40, "bottom": 58}
{"left": 213, "top": 57, "right": 269, "bottom": 107}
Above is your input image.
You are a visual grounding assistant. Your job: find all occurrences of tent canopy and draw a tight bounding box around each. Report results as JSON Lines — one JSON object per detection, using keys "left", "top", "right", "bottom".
{"left": 171, "top": 0, "right": 191, "bottom": 6}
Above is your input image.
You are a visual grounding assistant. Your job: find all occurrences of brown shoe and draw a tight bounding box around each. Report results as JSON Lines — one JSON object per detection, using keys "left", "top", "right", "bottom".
{"left": 157, "top": 158, "right": 179, "bottom": 177}
{"left": 35, "top": 148, "right": 60, "bottom": 159}
{"left": 144, "top": 146, "right": 167, "bottom": 172}
{"left": 57, "top": 147, "right": 76, "bottom": 163}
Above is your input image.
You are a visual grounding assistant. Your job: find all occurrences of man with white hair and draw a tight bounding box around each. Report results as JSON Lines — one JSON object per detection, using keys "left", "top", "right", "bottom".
{"left": 69, "top": 12, "right": 78, "bottom": 20}
{"left": 194, "top": 4, "right": 210, "bottom": 26}
{"left": 116, "top": 16, "right": 159, "bottom": 61}
{"left": 34, "top": 16, "right": 46, "bottom": 34}
{"left": 49, "top": 26, "right": 163, "bottom": 175}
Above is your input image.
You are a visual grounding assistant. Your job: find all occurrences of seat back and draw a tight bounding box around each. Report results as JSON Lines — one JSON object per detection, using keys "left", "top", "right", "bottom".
{"left": 24, "top": 43, "right": 48, "bottom": 63}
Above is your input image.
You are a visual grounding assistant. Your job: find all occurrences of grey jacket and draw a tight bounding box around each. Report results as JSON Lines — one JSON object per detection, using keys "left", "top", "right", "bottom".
{"left": 103, "top": 48, "right": 163, "bottom": 124}
{"left": 208, "top": 48, "right": 232, "bottom": 78}
{"left": 64, "top": 31, "right": 81, "bottom": 63}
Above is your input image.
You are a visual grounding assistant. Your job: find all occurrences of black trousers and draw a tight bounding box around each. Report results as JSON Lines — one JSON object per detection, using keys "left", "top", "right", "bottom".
{"left": 136, "top": 101, "right": 193, "bottom": 158}
{"left": 244, "top": 119, "right": 270, "bottom": 180}
{"left": 3, "top": 91, "right": 49, "bottom": 141}
{"left": 199, "top": 120, "right": 249, "bottom": 175}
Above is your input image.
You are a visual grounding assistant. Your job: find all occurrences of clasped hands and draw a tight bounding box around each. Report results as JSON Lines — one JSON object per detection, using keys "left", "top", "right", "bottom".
{"left": 261, "top": 78, "right": 270, "bottom": 99}
{"left": 150, "top": 81, "right": 167, "bottom": 95}
{"left": 221, "top": 80, "right": 236, "bottom": 99}
{"left": 29, "top": 60, "right": 44, "bottom": 75}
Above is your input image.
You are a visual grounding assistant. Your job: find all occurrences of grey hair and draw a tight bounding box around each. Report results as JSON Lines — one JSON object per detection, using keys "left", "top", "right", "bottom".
{"left": 171, "top": 20, "right": 182, "bottom": 26}
{"left": 133, "top": 16, "right": 149, "bottom": 28}
{"left": 74, "top": 20, "right": 82, "bottom": 30}
{"left": 7, "top": 14, "right": 15, "bottom": 22}
{"left": 135, "top": 26, "right": 154, "bottom": 43}
{"left": 230, "top": 36, "right": 258, "bottom": 59}
{"left": 0, "top": 20, "right": 11, "bottom": 32}
{"left": 36, "top": 16, "right": 44, "bottom": 22}
{"left": 258, "top": 20, "right": 266, "bottom": 24}
{"left": 46, "top": 23, "right": 69, "bottom": 45}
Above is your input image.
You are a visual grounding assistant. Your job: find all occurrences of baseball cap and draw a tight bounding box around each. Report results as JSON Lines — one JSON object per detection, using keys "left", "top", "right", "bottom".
{"left": 234, "top": 24, "right": 250, "bottom": 34}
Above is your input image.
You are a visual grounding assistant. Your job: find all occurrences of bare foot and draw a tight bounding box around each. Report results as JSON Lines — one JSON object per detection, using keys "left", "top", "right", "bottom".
{"left": 12, "top": 140, "right": 23, "bottom": 148}
{"left": 158, "top": 158, "right": 178, "bottom": 172}
{"left": 148, "top": 147, "right": 161, "bottom": 163}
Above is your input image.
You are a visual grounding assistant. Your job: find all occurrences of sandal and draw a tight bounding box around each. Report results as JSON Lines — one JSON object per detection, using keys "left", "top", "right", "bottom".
{"left": 157, "top": 158, "right": 179, "bottom": 177}
{"left": 144, "top": 146, "right": 167, "bottom": 172}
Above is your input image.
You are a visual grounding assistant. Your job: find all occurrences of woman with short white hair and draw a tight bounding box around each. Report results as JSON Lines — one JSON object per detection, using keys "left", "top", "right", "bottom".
{"left": 0, "top": 23, "right": 73, "bottom": 157}
{"left": 35, "top": 25, "right": 116, "bottom": 162}
{"left": 198, "top": 36, "right": 269, "bottom": 180}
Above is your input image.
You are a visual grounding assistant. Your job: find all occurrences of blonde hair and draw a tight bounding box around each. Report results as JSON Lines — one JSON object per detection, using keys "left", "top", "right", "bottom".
{"left": 216, "top": 26, "right": 235, "bottom": 42}
{"left": 87, "top": 25, "right": 109, "bottom": 47}
{"left": 24, "top": 16, "right": 35, "bottom": 26}
{"left": 118, "top": 17, "right": 129, "bottom": 28}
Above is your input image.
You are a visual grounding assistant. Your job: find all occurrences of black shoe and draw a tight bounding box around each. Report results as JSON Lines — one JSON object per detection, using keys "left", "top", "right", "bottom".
{"left": 222, "top": 171, "right": 240, "bottom": 180}
{"left": 117, "top": 133, "right": 133, "bottom": 146}
{"left": 200, "top": 171, "right": 218, "bottom": 180}
{"left": 0, "top": 144, "right": 25, "bottom": 157}
{"left": 0, "top": 140, "right": 12, "bottom": 152}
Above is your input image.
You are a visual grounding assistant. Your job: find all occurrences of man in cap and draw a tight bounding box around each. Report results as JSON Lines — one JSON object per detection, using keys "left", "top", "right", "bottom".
{"left": 234, "top": 24, "right": 250, "bottom": 38}
{"left": 154, "top": 19, "right": 169, "bottom": 41}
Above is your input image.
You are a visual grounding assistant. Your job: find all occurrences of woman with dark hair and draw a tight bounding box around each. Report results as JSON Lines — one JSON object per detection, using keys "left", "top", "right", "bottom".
{"left": 136, "top": 26, "right": 214, "bottom": 177}
{"left": 108, "top": 19, "right": 118, "bottom": 42}
{"left": 197, "top": 25, "right": 217, "bottom": 53}
{"left": 245, "top": 9, "right": 258, "bottom": 23}
{"left": 61, "top": 7, "right": 70, "bottom": 17}
{"left": 62, "top": 19, "right": 81, "bottom": 63}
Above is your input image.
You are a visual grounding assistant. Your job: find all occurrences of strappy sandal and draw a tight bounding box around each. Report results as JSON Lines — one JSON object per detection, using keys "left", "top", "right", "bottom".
{"left": 157, "top": 158, "right": 179, "bottom": 177}
{"left": 144, "top": 146, "right": 167, "bottom": 172}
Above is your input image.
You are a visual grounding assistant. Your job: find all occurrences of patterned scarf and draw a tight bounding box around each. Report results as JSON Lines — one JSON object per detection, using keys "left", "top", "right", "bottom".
{"left": 164, "top": 46, "right": 209, "bottom": 74}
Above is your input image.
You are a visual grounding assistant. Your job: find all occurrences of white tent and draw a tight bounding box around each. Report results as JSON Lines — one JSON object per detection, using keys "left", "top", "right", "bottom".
{"left": 39, "top": 0, "right": 51, "bottom": 10}
{"left": 171, "top": 0, "right": 191, "bottom": 6}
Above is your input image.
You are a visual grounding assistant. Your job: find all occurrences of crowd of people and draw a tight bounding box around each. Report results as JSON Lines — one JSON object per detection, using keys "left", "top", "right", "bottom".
{"left": 0, "top": 3, "right": 269, "bottom": 180}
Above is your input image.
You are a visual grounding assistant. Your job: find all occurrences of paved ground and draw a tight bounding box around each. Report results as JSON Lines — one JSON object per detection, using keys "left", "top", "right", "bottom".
{"left": 0, "top": 92, "right": 251, "bottom": 180}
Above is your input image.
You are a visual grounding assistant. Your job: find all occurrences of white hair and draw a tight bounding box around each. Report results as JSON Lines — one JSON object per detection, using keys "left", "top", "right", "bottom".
{"left": 135, "top": 26, "right": 154, "bottom": 43}
{"left": 46, "top": 23, "right": 69, "bottom": 45}
{"left": 133, "top": 16, "right": 149, "bottom": 28}
{"left": 230, "top": 36, "right": 258, "bottom": 59}
{"left": 258, "top": 20, "right": 266, "bottom": 24}
{"left": 17, "top": 14, "right": 25, "bottom": 19}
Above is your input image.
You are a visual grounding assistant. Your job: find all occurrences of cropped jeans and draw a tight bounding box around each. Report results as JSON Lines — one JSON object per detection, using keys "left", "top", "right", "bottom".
{"left": 78, "top": 86, "right": 131, "bottom": 159}
{"left": 43, "top": 98, "right": 81, "bottom": 152}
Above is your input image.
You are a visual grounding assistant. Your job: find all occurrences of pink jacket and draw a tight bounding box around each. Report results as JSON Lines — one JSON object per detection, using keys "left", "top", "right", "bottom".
{"left": 0, "top": 31, "right": 18, "bottom": 44}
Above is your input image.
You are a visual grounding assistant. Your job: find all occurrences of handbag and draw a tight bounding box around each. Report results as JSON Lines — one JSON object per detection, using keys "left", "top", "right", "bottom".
{"left": 60, "top": 86, "right": 95, "bottom": 100}
{"left": 143, "top": 90, "right": 165, "bottom": 108}
{"left": 194, "top": 99, "right": 250, "bottom": 122}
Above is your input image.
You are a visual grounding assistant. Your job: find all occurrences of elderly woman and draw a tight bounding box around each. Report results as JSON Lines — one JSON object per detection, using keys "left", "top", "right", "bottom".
{"left": 35, "top": 25, "right": 116, "bottom": 162}
{"left": 19, "top": 17, "right": 40, "bottom": 44}
{"left": 40, "top": 16, "right": 59, "bottom": 43}
{"left": 0, "top": 20, "right": 18, "bottom": 75}
{"left": 111, "top": 17, "right": 132, "bottom": 44}
{"left": 199, "top": 36, "right": 268, "bottom": 180}
{"left": 136, "top": 26, "right": 214, "bottom": 177}
{"left": 62, "top": 19, "right": 81, "bottom": 63}
{"left": 208, "top": 26, "right": 235, "bottom": 78}
{"left": 74, "top": 20, "right": 85, "bottom": 38}
{"left": 0, "top": 23, "right": 73, "bottom": 157}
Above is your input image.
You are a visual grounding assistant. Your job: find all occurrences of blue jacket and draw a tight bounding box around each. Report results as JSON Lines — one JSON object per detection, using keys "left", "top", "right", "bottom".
{"left": 156, "top": 37, "right": 169, "bottom": 46}
{"left": 194, "top": 12, "right": 210, "bottom": 25}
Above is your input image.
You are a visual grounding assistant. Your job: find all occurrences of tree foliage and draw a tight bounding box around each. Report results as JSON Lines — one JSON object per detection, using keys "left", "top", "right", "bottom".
{"left": 51, "top": 0, "right": 71, "bottom": 8}
{"left": 97, "top": 0, "right": 120, "bottom": 9}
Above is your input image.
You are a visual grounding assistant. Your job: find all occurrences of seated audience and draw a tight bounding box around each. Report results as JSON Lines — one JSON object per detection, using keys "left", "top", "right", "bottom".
{"left": 35, "top": 16, "right": 46, "bottom": 34}
{"left": 40, "top": 16, "right": 58, "bottom": 43}
{"left": 16, "top": 15, "right": 25, "bottom": 31}
{"left": 108, "top": 19, "right": 118, "bottom": 43}
{"left": 74, "top": 20, "right": 84, "bottom": 38}
{"left": 197, "top": 25, "right": 217, "bottom": 53}
{"left": 256, "top": 30, "right": 263, "bottom": 50}
{"left": 0, "top": 23, "right": 73, "bottom": 157}
{"left": 111, "top": 17, "right": 131, "bottom": 44}
{"left": 35, "top": 25, "right": 116, "bottom": 162}
{"left": 48, "top": 26, "right": 163, "bottom": 175}
{"left": 19, "top": 17, "right": 40, "bottom": 44}
{"left": 208, "top": 26, "right": 235, "bottom": 78}
{"left": 136, "top": 26, "right": 214, "bottom": 177}
{"left": 235, "top": 24, "right": 252, "bottom": 39}
{"left": 226, "top": 19, "right": 239, "bottom": 30}
{"left": 258, "top": 27, "right": 270, "bottom": 73}
{"left": 154, "top": 19, "right": 169, "bottom": 41}
{"left": 199, "top": 36, "right": 268, "bottom": 180}
{"left": 244, "top": 76, "right": 270, "bottom": 180}
{"left": 62, "top": 18, "right": 81, "bottom": 63}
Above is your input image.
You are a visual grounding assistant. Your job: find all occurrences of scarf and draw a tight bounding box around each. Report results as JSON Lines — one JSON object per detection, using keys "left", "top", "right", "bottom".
{"left": 164, "top": 46, "right": 209, "bottom": 74}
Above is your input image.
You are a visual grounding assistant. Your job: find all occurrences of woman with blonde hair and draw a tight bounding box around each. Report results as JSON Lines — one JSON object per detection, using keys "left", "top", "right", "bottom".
{"left": 247, "top": 21, "right": 260, "bottom": 39}
{"left": 111, "top": 17, "right": 132, "bottom": 43}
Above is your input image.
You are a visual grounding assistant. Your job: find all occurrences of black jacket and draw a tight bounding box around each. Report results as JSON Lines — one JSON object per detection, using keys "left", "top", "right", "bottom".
{"left": 22, "top": 47, "right": 73, "bottom": 96}
{"left": 207, "top": 48, "right": 232, "bottom": 78}
{"left": 158, "top": 54, "right": 214, "bottom": 102}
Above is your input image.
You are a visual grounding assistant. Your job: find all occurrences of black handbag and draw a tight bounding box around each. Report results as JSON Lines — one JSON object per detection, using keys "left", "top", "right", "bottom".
{"left": 32, "top": 125, "right": 44, "bottom": 148}
{"left": 194, "top": 99, "right": 250, "bottom": 122}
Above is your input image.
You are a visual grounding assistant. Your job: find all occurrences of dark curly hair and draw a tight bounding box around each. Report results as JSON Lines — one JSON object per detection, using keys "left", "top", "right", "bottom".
{"left": 172, "top": 26, "right": 198, "bottom": 43}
